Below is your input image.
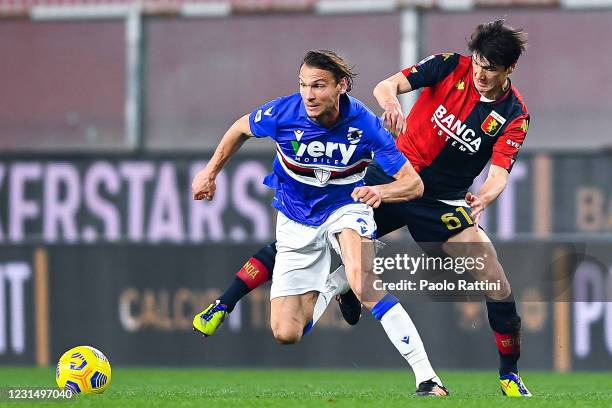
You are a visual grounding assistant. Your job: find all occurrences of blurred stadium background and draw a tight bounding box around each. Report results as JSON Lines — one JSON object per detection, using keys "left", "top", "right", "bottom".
{"left": 0, "top": 0, "right": 610, "bottom": 378}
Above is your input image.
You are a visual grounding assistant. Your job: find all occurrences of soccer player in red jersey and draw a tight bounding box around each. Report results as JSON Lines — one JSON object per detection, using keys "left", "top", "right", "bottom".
{"left": 370, "top": 19, "right": 530, "bottom": 397}
{"left": 194, "top": 20, "right": 531, "bottom": 397}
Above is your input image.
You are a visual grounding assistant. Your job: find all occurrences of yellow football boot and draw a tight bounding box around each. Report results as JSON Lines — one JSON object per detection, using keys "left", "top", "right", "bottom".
{"left": 500, "top": 373, "right": 532, "bottom": 397}
{"left": 193, "top": 300, "right": 229, "bottom": 337}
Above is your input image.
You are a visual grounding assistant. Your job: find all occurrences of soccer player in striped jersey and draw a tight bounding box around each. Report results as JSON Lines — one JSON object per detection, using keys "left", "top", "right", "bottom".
{"left": 373, "top": 19, "right": 530, "bottom": 397}
{"left": 192, "top": 50, "right": 448, "bottom": 397}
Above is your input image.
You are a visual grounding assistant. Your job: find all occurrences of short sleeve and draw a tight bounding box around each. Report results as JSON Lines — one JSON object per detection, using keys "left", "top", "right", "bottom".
{"left": 248, "top": 99, "right": 280, "bottom": 139}
{"left": 367, "top": 118, "right": 408, "bottom": 176}
{"left": 491, "top": 115, "right": 529, "bottom": 172}
{"left": 401, "top": 52, "right": 460, "bottom": 90}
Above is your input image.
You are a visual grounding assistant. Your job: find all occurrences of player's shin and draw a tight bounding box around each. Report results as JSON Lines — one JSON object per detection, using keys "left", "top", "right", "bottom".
{"left": 342, "top": 239, "right": 443, "bottom": 389}
{"left": 486, "top": 294, "right": 521, "bottom": 375}
{"left": 371, "top": 294, "right": 442, "bottom": 387}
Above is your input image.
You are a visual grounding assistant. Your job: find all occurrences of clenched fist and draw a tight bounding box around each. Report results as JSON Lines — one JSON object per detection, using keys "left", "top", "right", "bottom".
{"left": 352, "top": 186, "right": 383, "bottom": 208}
{"left": 192, "top": 166, "right": 216, "bottom": 201}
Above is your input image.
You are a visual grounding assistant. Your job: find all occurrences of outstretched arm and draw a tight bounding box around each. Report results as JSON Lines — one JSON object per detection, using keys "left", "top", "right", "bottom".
{"left": 192, "top": 114, "right": 253, "bottom": 200}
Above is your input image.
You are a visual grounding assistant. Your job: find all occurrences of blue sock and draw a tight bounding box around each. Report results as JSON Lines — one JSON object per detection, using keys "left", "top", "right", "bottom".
{"left": 371, "top": 294, "right": 399, "bottom": 320}
{"left": 302, "top": 320, "right": 313, "bottom": 336}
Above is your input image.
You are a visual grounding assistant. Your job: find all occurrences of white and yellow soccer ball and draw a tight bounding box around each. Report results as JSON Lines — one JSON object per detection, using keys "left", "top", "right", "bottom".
{"left": 56, "top": 346, "right": 112, "bottom": 394}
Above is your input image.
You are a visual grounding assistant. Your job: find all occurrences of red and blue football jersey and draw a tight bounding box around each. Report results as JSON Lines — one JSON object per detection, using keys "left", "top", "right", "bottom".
{"left": 397, "top": 53, "right": 530, "bottom": 199}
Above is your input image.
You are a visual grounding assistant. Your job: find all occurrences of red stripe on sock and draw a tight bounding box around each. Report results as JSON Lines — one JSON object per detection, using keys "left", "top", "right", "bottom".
{"left": 493, "top": 331, "right": 521, "bottom": 355}
{"left": 236, "top": 257, "right": 269, "bottom": 290}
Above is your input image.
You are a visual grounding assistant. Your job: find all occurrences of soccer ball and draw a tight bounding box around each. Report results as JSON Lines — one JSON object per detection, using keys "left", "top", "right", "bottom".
{"left": 56, "top": 346, "right": 112, "bottom": 394}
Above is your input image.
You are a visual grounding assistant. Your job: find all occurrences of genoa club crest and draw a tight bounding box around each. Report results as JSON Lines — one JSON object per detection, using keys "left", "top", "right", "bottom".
{"left": 481, "top": 110, "right": 506, "bottom": 137}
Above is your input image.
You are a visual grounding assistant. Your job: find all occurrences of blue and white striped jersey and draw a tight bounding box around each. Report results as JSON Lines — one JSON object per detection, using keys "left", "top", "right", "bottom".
{"left": 249, "top": 93, "right": 407, "bottom": 226}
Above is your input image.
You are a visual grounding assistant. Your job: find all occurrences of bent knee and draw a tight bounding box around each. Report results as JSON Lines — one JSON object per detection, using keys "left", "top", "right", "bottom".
{"left": 271, "top": 326, "right": 302, "bottom": 345}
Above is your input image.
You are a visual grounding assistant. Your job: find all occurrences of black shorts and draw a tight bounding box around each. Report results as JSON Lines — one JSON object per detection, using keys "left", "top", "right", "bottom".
{"left": 365, "top": 162, "right": 476, "bottom": 243}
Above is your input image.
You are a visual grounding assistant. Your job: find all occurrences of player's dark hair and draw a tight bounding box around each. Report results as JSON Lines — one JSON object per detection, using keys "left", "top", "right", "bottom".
{"left": 301, "top": 49, "right": 356, "bottom": 92}
{"left": 468, "top": 19, "right": 527, "bottom": 69}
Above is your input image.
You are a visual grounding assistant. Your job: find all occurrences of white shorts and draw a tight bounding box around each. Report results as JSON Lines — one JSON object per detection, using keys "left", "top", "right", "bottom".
{"left": 270, "top": 203, "right": 376, "bottom": 299}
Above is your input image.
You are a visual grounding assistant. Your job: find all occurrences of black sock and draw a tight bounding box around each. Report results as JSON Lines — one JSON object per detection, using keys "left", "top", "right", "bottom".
{"left": 218, "top": 278, "right": 250, "bottom": 313}
{"left": 486, "top": 294, "right": 521, "bottom": 376}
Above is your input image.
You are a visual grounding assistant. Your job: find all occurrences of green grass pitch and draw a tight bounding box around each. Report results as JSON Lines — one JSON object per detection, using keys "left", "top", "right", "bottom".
{"left": 1, "top": 367, "right": 610, "bottom": 407}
